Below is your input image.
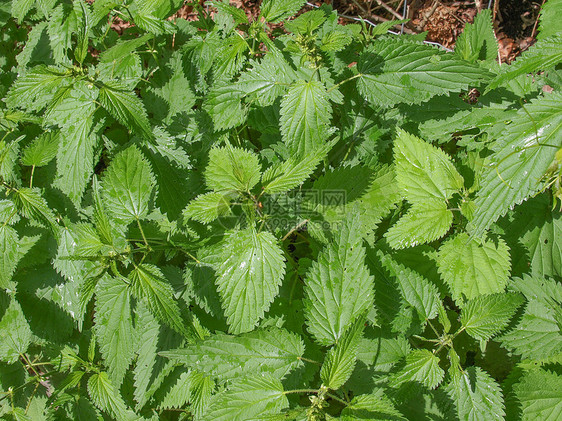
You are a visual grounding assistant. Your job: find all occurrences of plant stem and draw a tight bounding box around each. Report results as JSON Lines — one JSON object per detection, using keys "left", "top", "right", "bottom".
{"left": 298, "top": 356, "right": 322, "bottom": 365}
{"left": 327, "top": 73, "right": 363, "bottom": 93}
{"left": 427, "top": 319, "right": 441, "bottom": 338}
{"left": 29, "top": 165, "right": 35, "bottom": 188}
{"left": 136, "top": 218, "right": 150, "bottom": 250}
{"left": 282, "top": 219, "right": 309, "bottom": 241}
{"left": 327, "top": 392, "right": 349, "bottom": 406}
{"left": 283, "top": 388, "right": 319, "bottom": 395}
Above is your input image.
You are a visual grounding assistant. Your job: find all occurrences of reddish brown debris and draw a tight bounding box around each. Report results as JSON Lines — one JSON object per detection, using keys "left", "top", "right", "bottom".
{"left": 89, "top": 0, "right": 540, "bottom": 63}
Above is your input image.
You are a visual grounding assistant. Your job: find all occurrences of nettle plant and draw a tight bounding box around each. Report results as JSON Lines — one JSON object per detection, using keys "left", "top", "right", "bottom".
{"left": 0, "top": 0, "right": 561, "bottom": 419}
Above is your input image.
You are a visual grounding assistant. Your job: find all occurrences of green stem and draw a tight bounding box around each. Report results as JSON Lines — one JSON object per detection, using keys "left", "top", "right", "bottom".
{"left": 298, "top": 356, "right": 321, "bottom": 366}
{"left": 0, "top": 129, "right": 13, "bottom": 145}
{"left": 427, "top": 319, "right": 441, "bottom": 338}
{"left": 181, "top": 250, "right": 201, "bottom": 264}
{"left": 327, "top": 73, "right": 363, "bottom": 93}
{"left": 136, "top": 218, "right": 150, "bottom": 250}
{"left": 29, "top": 165, "right": 35, "bottom": 188}
{"left": 2, "top": 208, "right": 18, "bottom": 228}
{"left": 288, "top": 271, "right": 298, "bottom": 306}
{"left": 282, "top": 219, "right": 309, "bottom": 241}
{"left": 327, "top": 392, "right": 349, "bottom": 406}
{"left": 283, "top": 388, "right": 319, "bottom": 395}
{"left": 99, "top": 13, "right": 115, "bottom": 48}
{"left": 24, "top": 383, "right": 39, "bottom": 414}
{"left": 0, "top": 372, "right": 59, "bottom": 403}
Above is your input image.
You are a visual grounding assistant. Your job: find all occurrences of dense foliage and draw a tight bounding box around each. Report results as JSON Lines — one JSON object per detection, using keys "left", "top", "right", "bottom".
{"left": 0, "top": 0, "right": 561, "bottom": 419}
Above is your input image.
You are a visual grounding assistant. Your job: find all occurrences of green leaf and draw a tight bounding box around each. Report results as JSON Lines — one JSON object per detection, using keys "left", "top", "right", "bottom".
{"left": 201, "top": 374, "right": 288, "bottom": 421}
{"left": 204, "top": 85, "right": 246, "bottom": 131}
{"left": 12, "top": 0, "right": 35, "bottom": 23}
{"left": 390, "top": 349, "right": 444, "bottom": 389}
{"left": 321, "top": 27, "right": 353, "bottom": 52}
{"left": 205, "top": 146, "right": 261, "bottom": 193}
{"left": 499, "top": 275, "right": 562, "bottom": 360}
{"left": 213, "top": 34, "right": 249, "bottom": 81}
{"left": 468, "top": 93, "right": 562, "bottom": 237}
{"left": 132, "top": 301, "right": 161, "bottom": 410}
{"left": 44, "top": 81, "right": 97, "bottom": 128}
{"left": 502, "top": 194, "right": 562, "bottom": 279}
{"left": 341, "top": 390, "right": 406, "bottom": 420}
{"left": 321, "top": 316, "right": 365, "bottom": 390}
{"left": 142, "top": 141, "right": 190, "bottom": 219}
{"left": 378, "top": 249, "right": 440, "bottom": 322}
{"left": 454, "top": 9, "right": 498, "bottom": 63}
{"left": 262, "top": 140, "right": 334, "bottom": 194}
{"left": 0, "top": 298, "right": 32, "bottom": 363}
{"left": 486, "top": 35, "right": 562, "bottom": 92}
{"left": 131, "top": 11, "right": 176, "bottom": 35}
{"left": 159, "top": 371, "right": 212, "bottom": 414}
{"left": 183, "top": 192, "right": 232, "bottom": 224}
{"left": 280, "top": 79, "right": 333, "bottom": 155}
{"left": 73, "top": 0, "right": 90, "bottom": 65}
{"left": 446, "top": 366, "right": 505, "bottom": 421}
{"left": 188, "top": 372, "right": 214, "bottom": 417}
{"left": 147, "top": 53, "right": 196, "bottom": 124}
{"left": 0, "top": 137, "right": 21, "bottom": 184}
{"left": 94, "top": 276, "right": 135, "bottom": 389}
{"left": 357, "top": 336, "right": 410, "bottom": 371}
{"left": 100, "top": 34, "right": 153, "bottom": 63}
{"left": 129, "top": 264, "right": 189, "bottom": 337}
{"left": 437, "top": 233, "right": 511, "bottom": 302}
{"left": 47, "top": 4, "right": 74, "bottom": 65}
{"left": 0, "top": 200, "right": 19, "bottom": 225}
{"left": 538, "top": 0, "right": 562, "bottom": 39}
{"left": 0, "top": 226, "right": 19, "bottom": 290}
{"left": 237, "top": 53, "right": 296, "bottom": 106}
{"left": 206, "top": 0, "right": 248, "bottom": 24}
{"left": 161, "top": 327, "right": 304, "bottom": 381}
{"left": 16, "top": 20, "right": 50, "bottom": 69}
{"left": 357, "top": 38, "right": 491, "bottom": 107}
{"left": 98, "top": 81, "right": 153, "bottom": 141}
{"left": 394, "top": 129, "right": 464, "bottom": 203}
{"left": 21, "top": 132, "right": 59, "bottom": 167}
{"left": 215, "top": 228, "right": 285, "bottom": 334}
{"left": 461, "top": 293, "right": 524, "bottom": 342}
{"left": 306, "top": 165, "right": 402, "bottom": 243}
{"left": 284, "top": 9, "right": 326, "bottom": 34}
{"left": 513, "top": 369, "right": 562, "bottom": 420}
{"left": 304, "top": 217, "right": 375, "bottom": 345}
{"left": 260, "top": 0, "right": 305, "bottom": 23}
{"left": 87, "top": 372, "right": 132, "bottom": 420}
{"left": 385, "top": 200, "right": 453, "bottom": 249}
{"left": 102, "top": 145, "right": 156, "bottom": 224}
{"left": 5, "top": 65, "right": 69, "bottom": 112}
{"left": 54, "top": 116, "right": 96, "bottom": 205}
{"left": 53, "top": 227, "right": 102, "bottom": 294}
{"left": 13, "top": 187, "right": 58, "bottom": 230}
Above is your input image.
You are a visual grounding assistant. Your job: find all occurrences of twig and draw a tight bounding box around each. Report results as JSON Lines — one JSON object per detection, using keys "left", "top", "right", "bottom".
{"left": 416, "top": 0, "right": 439, "bottom": 31}
{"left": 401, "top": 0, "right": 408, "bottom": 34}
{"left": 436, "top": 0, "right": 466, "bottom": 25}
{"left": 350, "top": 0, "right": 370, "bottom": 16}
{"left": 373, "top": 0, "right": 404, "bottom": 20}
{"left": 530, "top": 0, "right": 546, "bottom": 39}
{"left": 305, "top": 2, "right": 416, "bottom": 35}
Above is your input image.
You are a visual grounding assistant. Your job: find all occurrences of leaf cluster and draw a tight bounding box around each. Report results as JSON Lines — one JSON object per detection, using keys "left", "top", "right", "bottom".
{"left": 0, "top": 0, "right": 561, "bottom": 420}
